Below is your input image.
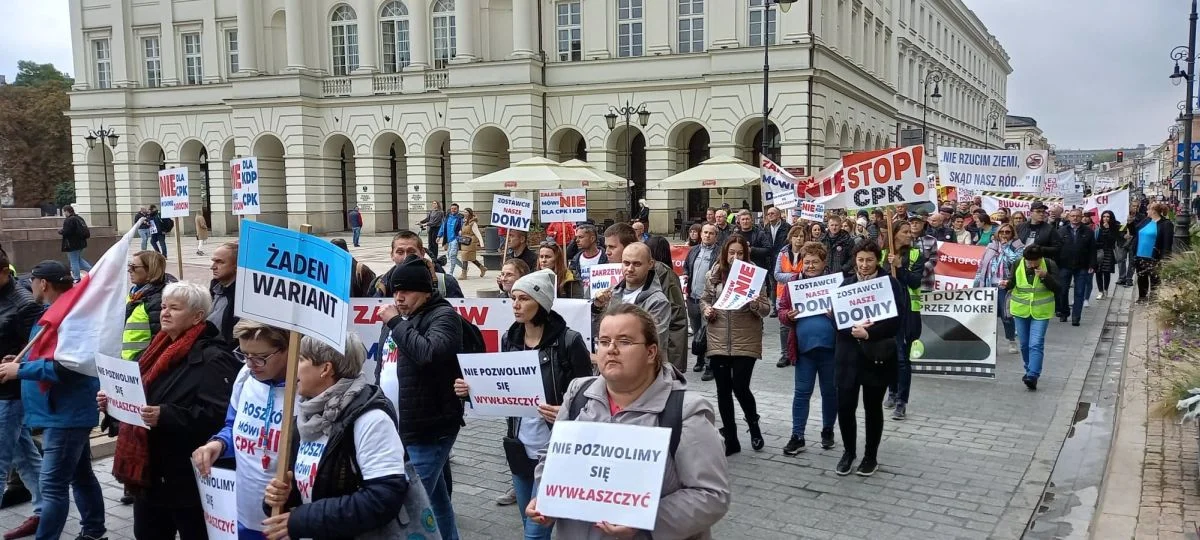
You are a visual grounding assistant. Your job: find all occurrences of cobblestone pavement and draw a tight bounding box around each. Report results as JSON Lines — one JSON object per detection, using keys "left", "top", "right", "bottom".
{"left": 0, "top": 233, "right": 1126, "bottom": 539}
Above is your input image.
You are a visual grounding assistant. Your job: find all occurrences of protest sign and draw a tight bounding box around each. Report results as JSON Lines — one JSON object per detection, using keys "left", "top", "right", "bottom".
{"left": 831, "top": 275, "right": 898, "bottom": 330}
{"left": 236, "top": 221, "right": 352, "bottom": 350}
{"left": 193, "top": 465, "right": 238, "bottom": 540}
{"left": 816, "top": 146, "right": 928, "bottom": 211}
{"left": 587, "top": 263, "right": 624, "bottom": 299}
{"left": 230, "top": 157, "right": 261, "bottom": 216}
{"left": 913, "top": 288, "right": 997, "bottom": 378}
{"left": 797, "top": 160, "right": 843, "bottom": 200}
{"left": 787, "top": 274, "right": 842, "bottom": 318}
{"left": 458, "top": 350, "right": 547, "bottom": 417}
{"left": 712, "top": 260, "right": 767, "bottom": 310}
{"left": 1094, "top": 176, "right": 1118, "bottom": 192}
{"left": 936, "top": 147, "right": 1046, "bottom": 193}
{"left": 1084, "top": 187, "right": 1130, "bottom": 222}
{"left": 980, "top": 194, "right": 1034, "bottom": 216}
{"left": 1063, "top": 191, "right": 1084, "bottom": 209}
{"left": 933, "top": 242, "right": 985, "bottom": 290}
{"left": 540, "top": 189, "right": 588, "bottom": 223}
{"left": 537, "top": 422, "right": 671, "bottom": 530}
{"left": 761, "top": 157, "right": 798, "bottom": 210}
{"left": 491, "top": 194, "right": 534, "bottom": 231}
{"left": 95, "top": 353, "right": 148, "bottom": 428}
{"left": 669, "top": 245, "right": 690, "bottom": 292}
{"left": 798, "top": 201, "right": 825, "bottom": 222}
{"left": 158, "top": 167, "right": 190, "bottom": 219}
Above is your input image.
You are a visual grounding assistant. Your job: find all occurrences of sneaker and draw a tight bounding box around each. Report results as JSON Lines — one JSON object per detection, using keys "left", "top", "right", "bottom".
{"left": 883, "top": 393, "right": 896, "bottom": 409}
{"left": 692, "top": 361, "right": 705, "bottom": 373}
{"left": 776, "top": 358, "right": 789, "bottom": 368}
{"left": 1096, "top": 292, "right": 1104, "bottom": 300}
{"left": 701, "top": 366, "right": 714, "bottom": 382}
{"left": 856, "top": 458, "right": 879, "bottom": 477}
{"left": 820, "top": 429, "right": 836, "bottom": 450}
{"left": 1084, "top": 300, "right": 1091, "bottom": 308}
{"left": 892, "top": 404, "right": 907, "bottom": 421}
{"left": 783, "top": 435, "right": 806, "bottom": 455}
{"left": 836, "top": 453, "right": 856, "bottom": 476}
{"left": 3, "top": 516, "right": 39, "bottom": 540}
{"left": 1007, "top": 340, "right": 1019, "bottom": 354}
{"left": 495, "top": 487, "right": 517, "bottom": 506}
{"left": 1022, "top": 375, "right": 1037, "bottom": 391}
{"left": 1072, "top": 321, "right": 1080, "bottom": 327}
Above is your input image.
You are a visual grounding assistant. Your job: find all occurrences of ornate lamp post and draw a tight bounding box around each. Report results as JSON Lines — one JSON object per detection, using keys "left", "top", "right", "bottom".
{"left": 605, "top": 101, "right": 651, "bottom": 217}
{"left": 920, "top": 69, "right": 943, "bottom": 150}
{"left": 1169, "top": 0, "right": 1198, "bottom": 250}
{"left": 83, "top": 126, "right": 120, "bottom": 226}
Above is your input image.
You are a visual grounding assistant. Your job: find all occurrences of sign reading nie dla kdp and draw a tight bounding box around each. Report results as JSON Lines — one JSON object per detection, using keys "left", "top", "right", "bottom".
{"left": 230, "top": 157, "right": 261, "bottom": 216}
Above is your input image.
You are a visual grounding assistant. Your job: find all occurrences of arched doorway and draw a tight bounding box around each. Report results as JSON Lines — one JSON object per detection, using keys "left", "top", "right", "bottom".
{"left": 550, "top": 128, "right": 586, "bottom": 162}
{"left": 251, "top": 134, "right": 286, "bottom": 227}
{"left": 609, "top": 124, "right": 645, "bottom": 220}
{"left": 322, "top": 135, "right": 356, "bottom": 231}
{"left": 136, "top": 141, "right": 166, "bottom": 216}
{"left": 372, "top": 131, "right": 407, "bottom": 232}
{"left": 179, "top": 139, "right": 209, "bottom": 235}
{"left": 745, "top": 123, "right": 780, "bottom": 212}
{"left": 670, "top": 122, "right": 710, "bottom": 222}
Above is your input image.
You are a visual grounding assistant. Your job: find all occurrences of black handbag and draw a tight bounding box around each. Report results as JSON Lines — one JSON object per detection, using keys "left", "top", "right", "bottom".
{"left": 458, "top": 235, "right": 473, "bottom": 246}
{"left": 691, "top": 322, "right": 708, "bottom": 357}
{"left": 502, "top": 418, "right": 538, "bottom": 478}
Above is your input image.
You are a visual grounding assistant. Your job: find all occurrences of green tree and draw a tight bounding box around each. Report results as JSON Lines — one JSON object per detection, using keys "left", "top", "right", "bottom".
{"left": 54, "top": 181, "right": 76, "bottom": 208}
{"left": 0, "top": 63, "right": 73, "bottom": 208}
{"left": 12, "top": 61, "right": 73, "bottom": 90}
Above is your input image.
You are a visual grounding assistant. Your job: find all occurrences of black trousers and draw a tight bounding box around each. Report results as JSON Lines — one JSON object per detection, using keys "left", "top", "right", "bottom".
{"left": 1136, "top": 257, "right": 1160, "bottom": 300}
{"left": 709, "top": 356, "right": 759, "bottom": 431}
{"left": 133, "top": 498, "right": 207, "bottom": 540}
{"left": 837, "top": 383, "right": 887, "bottom": 461}
{"left": 1095, "top": 271, "right": 1112, "bottom": 294}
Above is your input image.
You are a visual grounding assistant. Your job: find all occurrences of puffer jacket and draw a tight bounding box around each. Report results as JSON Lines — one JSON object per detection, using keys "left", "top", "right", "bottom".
{"left": 0, "top": 278, "right": 43, "bottom": 400}
{"left": 699, "top": 266, "right": 772, "bottom": 359}
{"left": 534, "top": 368, "right": 731, "bottom": 539}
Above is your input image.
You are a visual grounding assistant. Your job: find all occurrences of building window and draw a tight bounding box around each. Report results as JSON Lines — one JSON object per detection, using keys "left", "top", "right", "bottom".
{"left": 678, "top": 0, "right": 704, "bottom": 53}
{"left": 380, "top": 1, "right": 411, "bottom": 72}
{"left": 226, "top": 29, "right": 240, "bottom": 75}
{"left": 93, "top": 39, "right": 112, "bottom": 89}
{"left": 182, "top": 32, "right": 203, "bottom": 85}
{"left": 556, "top": 1, "right": 582, "bottom": 61}
{"left": 143, "top": 37, "right": 161, "bottom": 88}
{"left": 617, "top": 0, "right": 643, "bottom": 58}
{"left": 331, "top": 5, "right": 360, "bottom": 76}
{"left": 749, "top": 0, "right": 777, "bottom": 47}
{"left": 432, "top": 0, "right": 457, "bottom": 69}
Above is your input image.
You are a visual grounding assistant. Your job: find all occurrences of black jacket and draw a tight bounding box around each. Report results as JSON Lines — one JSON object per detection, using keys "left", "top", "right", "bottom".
{"left": 209, "top": 279, "right": 239, "bottom": 348}
{"left": 884, "top": 247, "right": 927, "bottom": 342}
{"left": 127, "top": 279, "right": 170, "bottom": 337}
{"left": 376, "top": 294, "right": 464, "bottom": 444}
{"left": 139, "top": 322, "right": 240, "bottom": 507}
{"left": 733, "top": 226, "right": 773, "bottom": 270}
{"left": 0, "top": 279, "right": 44, "bottom": 400}
{"left": 764, "top": 221, "right": 790, "bottom": 255}
{"left": 506, "top": 245, "right": 539, "bottom": 272}
{"left": 500, "top": 311, "right": 592, "bottom": 407}
{"left": 822, "top": 230, "right": 857, "bottom": 276}
{"left": 276, "top": 387, "right": 410, "bottom": 540}
{"left": 369, "top": 265, "right": 463, "bottom": 299}
{"left": 927, "top": 225, "right": 954, "bottom": 243}
{"left": 1018, "top": 221, "right": 1063, "bottom": 259}
{"left": 1129, "top": 217, "right": 1175, "bottom": 261}
{"left": 59, "top": 214, "right": 89, "bottom": 252}
{"left": 833, "top": 269, "right": 909, "bottom": 391}
{"left": 1055, "top": 224, "right": 1096, "bottom": 271}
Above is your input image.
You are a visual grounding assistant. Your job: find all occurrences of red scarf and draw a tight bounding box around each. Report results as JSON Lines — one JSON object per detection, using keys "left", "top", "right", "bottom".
{"left": 112, "top": 323, "right": 206, "bottom": 492}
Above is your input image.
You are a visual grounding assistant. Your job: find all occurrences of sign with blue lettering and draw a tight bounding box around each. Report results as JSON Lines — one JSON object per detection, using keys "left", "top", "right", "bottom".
{"left": 158, "top": 167, "right": 190, "bottom": 219}
{"left": 235, "top": 221, "right": 352, "bottom": 349}
{"left": 1177, "top": 143, "right": 1200, "bottom": 163}
{"left": 936, "top": 147, "right": 1046, "bottom": 193}
{"left": 230, "top": 157, "right": 262, "bottom": 216}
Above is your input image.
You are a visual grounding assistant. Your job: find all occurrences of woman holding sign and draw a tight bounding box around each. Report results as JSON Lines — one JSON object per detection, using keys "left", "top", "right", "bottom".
{"left": 777, "top": 241, "right": 839, "bottom": 455}
{"left": 454, "top": 269, "right": 592, "bottom": 539}
{"left": 975, "top": 223, "right": 1025, "bottom": 354}
{"left": 701, "top": 236, "right": 772, "bottom": 454}
{"left": 833, "top": 241, "right": 909, "bottom": 477}
{"left": 772, "top": 225, "right": 810, "bottom": 369}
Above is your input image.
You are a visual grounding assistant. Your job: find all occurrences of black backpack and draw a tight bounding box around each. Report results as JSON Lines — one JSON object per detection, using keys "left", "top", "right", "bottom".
{"left": 567, "top": 377, "right": 685, "bottom": 458}
{"left": 160, "top": 218, "right": 175, "bottom": 233}
{"left": 459, "top": 315, "right": 486, "bottom": 354}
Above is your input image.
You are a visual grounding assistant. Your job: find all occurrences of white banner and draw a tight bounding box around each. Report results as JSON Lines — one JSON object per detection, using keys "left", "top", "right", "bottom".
{"left": 537, "top": 422, "right": 671, "bottom": 530}
{"left": 712, "top": 260, "right": 767, "bottom": 310}
{"left": 798, "top": 201, "right": 825, "bottom": 222}
{"left": 491, "top": 194, "right": 535, "bottom": 231}
{"left": 831, "top": 275, "right": 898, "bottom": 330}
{"left": 158, "top": 167, "right": 190, "bottom": 219}
{"left": 459, "top": 350, "right": 547, "bottom": 417}
{"left": 586, "top": 263, "right": 624, "bottom": 299}
{"left": 787, "top": 274, "right": 842, "bottom": 318}
{"left": 95, "top": 353, "right": 148, "bottom": 428}
{"left": 193, "top": 465, "right": 238, "bottom": 540}
{"left": 539, "top": 189, "right": 587, "bottom": 223}
{"left": 980, "top": 195, "right": 1034, "bottom": 216}
{"left": 1095, "top": 176, "right": 1118, "bottom": 192}
{"left": 1084, "top": 188, "right": 1130, "bottom": 223}
{"left": 761, "top": 157, "right": 798, "bottom": 210}
{"left": 936, "top": 147, "right": 1046, "bottom": 193}
{"left": 913, "top": 288, "right": 997, "bottom": 378}
{"left": 819, "top": 146, "right": 929, "bottom": 211}
{"left": 230, "top": 157, "right": 261, "bottom": 216}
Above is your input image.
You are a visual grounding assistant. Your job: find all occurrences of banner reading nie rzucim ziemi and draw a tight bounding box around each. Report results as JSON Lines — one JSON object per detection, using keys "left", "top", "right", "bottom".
{"left": 936, "top": 147, "right": 1047, "bottom": 193}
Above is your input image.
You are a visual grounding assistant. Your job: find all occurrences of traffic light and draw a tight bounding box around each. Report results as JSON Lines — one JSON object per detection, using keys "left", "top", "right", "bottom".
{"left": 1117, "top": 151, "right": 1124, "bottom": 162}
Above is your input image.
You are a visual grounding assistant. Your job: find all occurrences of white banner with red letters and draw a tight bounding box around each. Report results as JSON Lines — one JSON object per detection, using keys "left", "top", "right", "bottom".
{"left": 761, "top": 157, "right": 799, "bottom": 210}
{"left": 458, "top": 350, "right": 547, "bottom": 417}
{"left": 712, "top": 260, "right": 768, "bottom": 310}
{"left": 813, "top": 146, "right": 929, "bottom": 211}
{"left": 1084, "top": 188, "right": 1130, "bottom": 223}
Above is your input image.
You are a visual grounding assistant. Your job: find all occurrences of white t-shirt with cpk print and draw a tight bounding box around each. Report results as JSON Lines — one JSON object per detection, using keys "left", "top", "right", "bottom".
{"left": 293, "top": 409, "right": 407, "bottom": 504}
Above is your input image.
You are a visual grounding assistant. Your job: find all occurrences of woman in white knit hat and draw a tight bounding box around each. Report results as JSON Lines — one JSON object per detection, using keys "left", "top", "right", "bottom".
{"left": 452, "top": 269, "right": 591, "bottom": 539}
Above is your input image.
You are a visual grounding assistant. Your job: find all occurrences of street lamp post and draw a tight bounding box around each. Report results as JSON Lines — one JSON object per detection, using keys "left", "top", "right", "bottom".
{"left": 760, "top": 0, "right": 797, "bottom": 168}
{"left": 605, "top": 101, "right": 651, "bottom": 218}
{"left": 1169, "top": 0, "right": 1197, "bottom": 251}
{"left": 83, "top": 125, "right": 120, "bottom": 227}
{"left": 985, "top": 109, "right": 1001, "bottom": 148}
{"left": 920, "top": 70, "right": 943, "bottom": 150}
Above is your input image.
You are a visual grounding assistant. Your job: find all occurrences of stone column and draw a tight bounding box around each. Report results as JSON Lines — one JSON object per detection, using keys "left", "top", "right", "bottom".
{"left": 284, "top": 0, "right": 306, "bottom": 71}
{"left": 645, "top": 147, "right": 681, "bottom": 234}
{"left": 406, "top": 154, "right": 441, "bottom": 231}
{"left": 408, "top": 0, "right": 430, "bottom": 69}
{"left": 69, "top": 1, "right": 88, "bottom": 90}
{"left": 236, "top": 0, "right": 259, "bottom": 74}
{"left": 202, "top": 4, "right": 221, "bottom": 83}
{"left": 582, "top": 0, "right": 610, "bottom": 59}
{"left": 111, "top": 0, "right": 132, "bottom": 87}
{"left": 356, "top": 0, "right": 378, "bottom": 72}
{"left": 158, "top": 0, "right": 179, "bottom": 85}
{"left": 454, "top": 0, "right": 478, "bottom": 62}
{"left": 510, "top": 0, "right": 535, "bottom": 59}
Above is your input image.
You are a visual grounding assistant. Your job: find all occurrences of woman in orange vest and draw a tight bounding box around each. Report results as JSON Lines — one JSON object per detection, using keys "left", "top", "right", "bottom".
{"left": 772, "top": 225, "right": 811, "bottom": 368}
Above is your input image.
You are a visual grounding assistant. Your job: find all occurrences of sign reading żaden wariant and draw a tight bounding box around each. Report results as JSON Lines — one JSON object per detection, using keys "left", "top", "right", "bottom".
{"left": 235, "top": 221, "right": 352, "bottom": 349}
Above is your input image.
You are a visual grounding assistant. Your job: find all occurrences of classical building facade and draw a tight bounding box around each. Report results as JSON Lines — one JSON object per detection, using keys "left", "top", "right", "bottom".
{"left": 67, "top": 0, "right": 1012, "bottom": 235}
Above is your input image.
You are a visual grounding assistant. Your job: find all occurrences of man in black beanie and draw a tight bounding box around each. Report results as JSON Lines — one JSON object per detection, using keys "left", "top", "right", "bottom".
{"left": 373, "top": 255, "right": 464, "bottom": 540}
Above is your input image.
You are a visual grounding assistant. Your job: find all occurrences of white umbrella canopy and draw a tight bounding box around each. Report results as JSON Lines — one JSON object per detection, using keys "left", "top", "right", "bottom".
{"left": 559, "top": 159, "right": 630, "bottom": 189}
{"left": 656, "top": 155, "right": 760, "bottom": 190}
{"left": 465, "top": 156, "right": 624, "bottom": 191}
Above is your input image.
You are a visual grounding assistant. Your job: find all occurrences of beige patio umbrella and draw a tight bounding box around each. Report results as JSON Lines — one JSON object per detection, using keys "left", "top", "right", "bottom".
{"left": 559, "top": 159, "right": 632, "bottom": 189}
{"left": 655, "top": 155, "right": 760, "bottom": 190}
{"left": 465, "top": 156, "right": 625, "bottom": 191}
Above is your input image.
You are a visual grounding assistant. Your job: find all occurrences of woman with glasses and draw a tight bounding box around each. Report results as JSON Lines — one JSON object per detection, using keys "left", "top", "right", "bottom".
{"left": 121, "top": 251, "right": 175, "bottom": 361}
{"left": 525, "top": 304, "right": 730, "bottom": 538}
{"left": 98, "top": 282, "right": 240, "bottom": 539}
{"left": 537, "top": 242, "right": 584, "bottom": 299}
{"left": 975, "top": 223, "right": 1026, "bottom": 354}
{"left": 191, "top": 320, "right": 292, "bottom": 540}
{"left": 1010, "top": 211, "right": 1027, "bottom": 230}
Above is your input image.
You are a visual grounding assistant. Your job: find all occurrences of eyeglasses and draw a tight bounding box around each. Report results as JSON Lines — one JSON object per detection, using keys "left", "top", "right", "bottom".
{"left": 596, "top": 338, "right": 647, "bottom": 350}
{"left": 127, "top": 264, "right": 145, "bottom": 271}
{"left": 234, "top": 347, "right": 281, "bottom": 367}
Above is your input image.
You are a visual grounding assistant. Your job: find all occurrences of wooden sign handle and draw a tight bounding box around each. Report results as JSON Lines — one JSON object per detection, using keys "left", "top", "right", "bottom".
{"left": 271, "top": 224, "right": 312, "bottom": 517}
{"left": 885, "top": 209, "right": 897, "bottom": 279}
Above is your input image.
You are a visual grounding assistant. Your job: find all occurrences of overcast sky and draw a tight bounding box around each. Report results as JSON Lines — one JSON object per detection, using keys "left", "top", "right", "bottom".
{"left": 0, "top": 0, "right": 1190, "bottom": 150}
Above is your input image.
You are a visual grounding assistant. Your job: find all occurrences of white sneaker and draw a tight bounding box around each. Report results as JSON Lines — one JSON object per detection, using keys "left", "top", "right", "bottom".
{"left": 1096, "top": 292, "right": 1104, "bottom": 300}
{"left": 1084, "top": 300, "right": 1091, "bottom": 308}
{"left": 1007, "top": 340, "right": 1018, "bottom": 354}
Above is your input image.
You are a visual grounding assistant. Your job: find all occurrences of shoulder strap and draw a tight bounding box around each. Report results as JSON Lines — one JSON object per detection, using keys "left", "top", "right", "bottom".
{"left": 567, "top": 377, "right": 599, "bottom": 420}
{"left": 659, "top": 390, "right": 686, "bottom": 458}
{"left": 436, "top": 273, "right": 447, "bottom": 296}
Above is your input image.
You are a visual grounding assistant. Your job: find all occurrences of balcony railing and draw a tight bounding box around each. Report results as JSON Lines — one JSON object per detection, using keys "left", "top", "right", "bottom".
{"left": 322, "top": 77, "right": 351, "bottom": 97}
{"left": 372, "top": 73, "right": 403, "bottom": 94}
{"left": 424, "top": 69, "right": 449, "bottom": 90}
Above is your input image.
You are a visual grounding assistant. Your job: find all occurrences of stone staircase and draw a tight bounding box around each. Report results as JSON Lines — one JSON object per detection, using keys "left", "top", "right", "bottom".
{"left": 0, "top": 207, "right": 119, "bottom": 271}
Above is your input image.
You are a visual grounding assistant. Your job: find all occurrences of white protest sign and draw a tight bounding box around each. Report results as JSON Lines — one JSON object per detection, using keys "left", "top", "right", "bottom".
{"left": 539, "top": 189, "right": 587, "bottom": 223}
{"left": 1084, "top": 187, "right": 1130, "bottom": 222}
{"left": 761, "top": 157, "right": 798, "bottom": 210}
{"left": 818, "top": 146, "right": 928, "bottom": 211}
{"left": 831, "top": 275, "right": 898, "bottom": 330}
{"left": 1063, "top": 191, "right": 1084, "bottom": 209}
{"left": 712, "top": 260, "right": 767, "bottom": 310}
{"left": 787, "top": 274, "right": 842, "bottom": 318}
{"left": 914, "top": 288, "right": 997, "bottom": 379}
{"left": 95, "top": 353, "right": 148, "bottom": 428}
{"left": 537, "top": 422, "right": 670, "bottom": 530}
{"left": 1040, "top": 174, "right": 1063, "bottom": 197}
{"left": 193, "top": 465, "right": 238, "bottom": 540}
{"left": 458, "top": 350, "right": 546, "bottom": 417}
{"left": 798, "top": 201, "right": 825, "bottom": 222}
{"left": 157, "top": 167, "right": 190, "bottom": 219}
{"left": 491, "top": 194, "right": 534, "bottom": 231}
{"left": 230, "top": 157, "right": 261, "bottom": 216}
{"left": 1094, "top": 176, "right": 1118, "bottom": 192}
{"left": 936, "top": 147, "right": 1046, "bottom": 193}
{"left": 587, "top": 263, "right": 624, "bottom": 299}
{"left": 980, "top": 195, "right": 1035, "bottom": 216}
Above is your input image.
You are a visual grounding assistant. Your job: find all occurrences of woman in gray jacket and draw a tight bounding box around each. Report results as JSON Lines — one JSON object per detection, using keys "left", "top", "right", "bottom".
{"left": 526, "top": 304, "right": 731, "bottom": 539}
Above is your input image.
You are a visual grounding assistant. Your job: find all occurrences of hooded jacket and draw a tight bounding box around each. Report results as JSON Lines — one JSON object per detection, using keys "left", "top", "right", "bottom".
{"left": 534, "top": 368, "right": 730, "bottom": 540}
{"left": 599, "top": 275, "right": 672, "bottom": 355}
{"left": 699, "top": 265, "right": 773, "bottom": 359}
{"left": 821, "top": 229, "right": 857, "bottom": 276}
{"left": 501, "top": 310, "right": 593, "bottom": 406}
{"left": 0, "top": 278, "right": 42, "bottom": 400}
{"left": 653, "top": 261, "right": 689, "bottom": 371}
